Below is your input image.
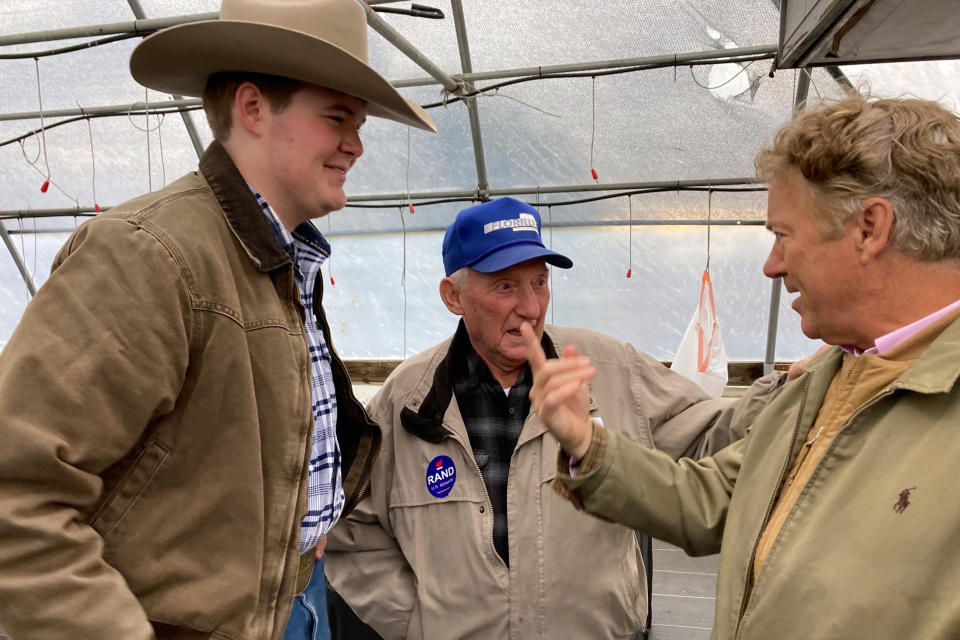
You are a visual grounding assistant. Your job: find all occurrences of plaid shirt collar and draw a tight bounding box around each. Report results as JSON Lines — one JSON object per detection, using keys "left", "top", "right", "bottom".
{"left": 251, "top": 189, "right": 332, "bottom": 261}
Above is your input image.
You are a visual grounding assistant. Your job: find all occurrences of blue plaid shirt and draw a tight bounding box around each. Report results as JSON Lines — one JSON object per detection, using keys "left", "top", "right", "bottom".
{"left": 253, "top": 190, "right": 343, "bottom": 554}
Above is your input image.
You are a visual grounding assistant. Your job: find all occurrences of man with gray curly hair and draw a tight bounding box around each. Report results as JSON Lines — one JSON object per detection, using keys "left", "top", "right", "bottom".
{"left": 525, "top": 93, "right": 960, "bottom": 640}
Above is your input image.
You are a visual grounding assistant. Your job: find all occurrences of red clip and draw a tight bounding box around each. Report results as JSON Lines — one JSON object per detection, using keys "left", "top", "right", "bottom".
{"left": 408, "top": 202, "right": 415, "bottom": 214}
{"left": 626, "top": 268, "right": 632, "bottom": 278}
{"left": 590, "top": 168, "right": 599, "bottom": 181}
{"left": 94, "top": 203, "right": 102, "bottom": 213}
{"left": 330, "top": 276, "right": 336, "bottom": 286}
{"left": 40, "top": 179, "right": 50, "bottom": 193}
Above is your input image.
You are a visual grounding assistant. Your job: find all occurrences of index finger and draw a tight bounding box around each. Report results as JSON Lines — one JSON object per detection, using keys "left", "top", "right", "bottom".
{"left": 520, "top": 322, "right": 547, "bottom": 373}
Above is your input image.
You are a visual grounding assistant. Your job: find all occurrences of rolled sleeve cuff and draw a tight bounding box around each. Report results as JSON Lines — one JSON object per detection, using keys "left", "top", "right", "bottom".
{"left": 553, "top": 420, "right": 607, "bottom": 508}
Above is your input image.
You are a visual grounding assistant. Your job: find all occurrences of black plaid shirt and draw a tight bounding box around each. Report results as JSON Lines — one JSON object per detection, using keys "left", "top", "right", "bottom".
{"left": 453, "top": 346, "right": 532, "bottom": 567}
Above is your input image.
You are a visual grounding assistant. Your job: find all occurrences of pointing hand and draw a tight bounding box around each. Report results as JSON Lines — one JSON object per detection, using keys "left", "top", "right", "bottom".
{"left": 521, "top": 322, "right": 595, "bottom": 459}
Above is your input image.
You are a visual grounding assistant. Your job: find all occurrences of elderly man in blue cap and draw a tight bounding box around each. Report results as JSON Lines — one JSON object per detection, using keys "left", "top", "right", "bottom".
{"left": 324, "top": 197, "right": 782, "bottom": 640}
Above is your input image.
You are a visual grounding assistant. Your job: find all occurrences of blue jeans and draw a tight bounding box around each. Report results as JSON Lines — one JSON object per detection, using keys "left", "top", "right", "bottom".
{"left": 284, "top": 556, "right": 330, "bottom": 640}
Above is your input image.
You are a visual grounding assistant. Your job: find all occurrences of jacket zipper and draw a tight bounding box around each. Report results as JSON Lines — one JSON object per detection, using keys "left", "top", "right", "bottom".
{"left": 439, "top": 423, "right": 502, "bottom": 566}
{"left": 734, "top": 381, "right": 897, "bottom": 637}
{"left": 734, "top": 378, "right": 808, "bottom": 638}
{"left": 313, "top": 276, "right": 380, "bottom": 515}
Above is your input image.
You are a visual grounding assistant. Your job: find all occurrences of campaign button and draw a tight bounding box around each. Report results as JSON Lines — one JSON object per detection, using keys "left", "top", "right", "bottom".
{"left": 426, "top": 455, "right": 456, "bottom": 498}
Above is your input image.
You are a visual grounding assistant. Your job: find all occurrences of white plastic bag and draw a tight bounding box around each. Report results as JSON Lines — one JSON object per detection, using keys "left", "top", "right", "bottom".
{"left": 670, "top": 270, "right": 728, "bottom": 398}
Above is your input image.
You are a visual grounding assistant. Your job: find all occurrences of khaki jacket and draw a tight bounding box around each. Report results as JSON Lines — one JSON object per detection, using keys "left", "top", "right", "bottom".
{"left": 0, "top": 143, "right": 379, "bottom": 640}
{"left": 326, "top": 324, "right": 779, "bottom": 640}
{"left": 560, "top": 316, "right": 960, "bottom": 639}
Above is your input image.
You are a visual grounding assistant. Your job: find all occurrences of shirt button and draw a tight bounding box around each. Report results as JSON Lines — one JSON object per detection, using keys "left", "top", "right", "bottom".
{"left": 479, "top": 505, "right": 485, "bottom": 513}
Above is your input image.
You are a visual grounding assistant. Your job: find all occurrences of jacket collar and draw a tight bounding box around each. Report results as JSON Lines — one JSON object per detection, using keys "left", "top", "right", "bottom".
{"left": 891, "top": 313, "right": 960, "bottom": 393}
{"left": 802, "top": 314, "right": 960, "bottom": 395}
{"left": 400, "top": 320, "right": 558, "bottom": 443}
{"left": 199, "top": 140, "right": 292, "bottom": 273}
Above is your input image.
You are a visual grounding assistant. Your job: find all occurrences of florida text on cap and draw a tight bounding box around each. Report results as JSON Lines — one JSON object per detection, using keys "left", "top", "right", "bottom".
{"left": 442, "top": 197, "right": 573, "bottom": 276}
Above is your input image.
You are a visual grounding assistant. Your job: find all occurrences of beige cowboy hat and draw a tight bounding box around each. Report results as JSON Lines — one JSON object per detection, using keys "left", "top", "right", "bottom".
{"left": 129, "top": 0, "right": 436, "bottom": 131}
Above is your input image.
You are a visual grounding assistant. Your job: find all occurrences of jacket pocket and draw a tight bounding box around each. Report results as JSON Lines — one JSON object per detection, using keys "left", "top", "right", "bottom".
{"left": 618, "top": 534, "right": 646, "bottom": 631}
{"left": 89, "top": 440, "right": 171, "bottom": 541}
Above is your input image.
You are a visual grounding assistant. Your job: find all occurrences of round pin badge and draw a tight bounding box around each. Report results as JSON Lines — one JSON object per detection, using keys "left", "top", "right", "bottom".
{"left": 426, "top": 455, "right": 456, "bottom": 498}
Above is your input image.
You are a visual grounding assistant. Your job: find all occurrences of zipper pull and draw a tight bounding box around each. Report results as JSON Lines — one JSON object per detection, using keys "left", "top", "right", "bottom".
{"left": 805, "top": 425, "right": 825, "bottom": 448}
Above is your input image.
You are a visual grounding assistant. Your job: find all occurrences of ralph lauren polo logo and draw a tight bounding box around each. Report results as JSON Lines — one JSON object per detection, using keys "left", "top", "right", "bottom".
{"left": 893, "top": 487, "right": 916, "bottom": 514}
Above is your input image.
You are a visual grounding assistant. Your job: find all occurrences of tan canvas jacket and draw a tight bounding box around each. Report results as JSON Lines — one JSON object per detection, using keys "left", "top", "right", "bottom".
{"left": 326, "top": 323, "right": 780, "bottom": 640}
{"left": 559, "top": 317, "right": 960, "bottom": 640}
{"left": 0, "top": 142, "right": 380, "bottom": 640}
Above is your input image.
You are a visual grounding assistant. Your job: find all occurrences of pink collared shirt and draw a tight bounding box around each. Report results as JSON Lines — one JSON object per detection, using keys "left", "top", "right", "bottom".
{"left": 843, "top": 297, "right": 960, "bottom": 356}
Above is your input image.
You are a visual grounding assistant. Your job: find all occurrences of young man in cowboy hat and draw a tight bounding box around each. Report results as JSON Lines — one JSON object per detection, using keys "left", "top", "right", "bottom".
{"left": 0, "top": 1, "right": 434, "bottom": 639}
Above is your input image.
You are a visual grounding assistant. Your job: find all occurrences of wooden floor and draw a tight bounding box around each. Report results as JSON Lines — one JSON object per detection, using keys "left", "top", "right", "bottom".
{"left": 649, "top": 540, "right": 718, "bottom": 640}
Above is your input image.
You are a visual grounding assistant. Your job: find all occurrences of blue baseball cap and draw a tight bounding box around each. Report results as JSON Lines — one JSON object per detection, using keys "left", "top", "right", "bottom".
{"left": 442, "top": 198, "right": 573, "bottom": 276}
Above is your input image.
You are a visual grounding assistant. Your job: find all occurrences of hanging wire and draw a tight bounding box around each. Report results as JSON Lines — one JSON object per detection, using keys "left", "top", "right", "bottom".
{"left": 706, "top": 189, "right": 713, "bottom": 272}
{"left": 687, "top": 59, "right": 762, "bottom": 92}
{"left": 806, "top": 68, "right": 826, "bottom": 103}
{"left": 626, "top": 195, "right": 633, "bottom": 278}
{"left": 399, "top": 206, "right": 408, "bottom": 357}
{"left": 79, "top": 102, "right": 101, "bottom": 213}
{"left": 156, "top": 112, "right": 167, "bottom": 188}
{"left": 33, "top": 58, "right": 51, "bottom": 189}
{"left": 33, "top": 216, "right": 37, "bottom": 276}
{"left": 547, "top": 204, "right": 554, "bottom": 326}
{"left": 18, "top": 132, "right": 41, "bottom": 165}
{"left": 19, "top": 136, "right": 76, "bottom": 202}
{"left": 475, "top": 88, "right": 562, "bottom": 118}
{"left": 589, "top": 76, "right": 599, "bottom": 182}
{"left": 145, "top": 89, "right": 152, "bottom": 192}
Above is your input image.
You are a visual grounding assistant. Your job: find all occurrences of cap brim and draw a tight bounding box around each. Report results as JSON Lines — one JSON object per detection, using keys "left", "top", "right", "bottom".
{"left": 130, "top": 21, "right": 436, "bottom": 132}
{"left": 469, "top": 243, "right": 573, "bottom": 273}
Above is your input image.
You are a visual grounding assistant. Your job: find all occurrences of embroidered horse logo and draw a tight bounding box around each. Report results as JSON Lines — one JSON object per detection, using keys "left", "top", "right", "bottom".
{"left": 893, "top": 487, "right": 916, "bottom": 514}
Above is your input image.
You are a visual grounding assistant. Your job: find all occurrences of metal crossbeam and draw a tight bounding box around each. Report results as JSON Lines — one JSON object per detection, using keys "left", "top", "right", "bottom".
{"left": 450, "top": 0, "right": 489, "bottom": 193}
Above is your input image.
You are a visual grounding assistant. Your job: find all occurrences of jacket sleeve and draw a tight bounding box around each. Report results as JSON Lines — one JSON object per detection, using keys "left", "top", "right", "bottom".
{"left": 629, "top": 347, "right": 784, "bottom": 459}
{"left": 0, "top": 219, "right": 192, "bottom": 639}
{"left": 560, "top": 427, "right": 746, "bottom": 557}
{"left": 325, "top": 388, "right": 419, "bottom": 640}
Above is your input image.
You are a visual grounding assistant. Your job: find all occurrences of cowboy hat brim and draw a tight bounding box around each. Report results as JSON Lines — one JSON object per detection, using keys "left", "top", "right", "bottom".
{"left": 130, "top": 20, "right": 436, "bottom": 132}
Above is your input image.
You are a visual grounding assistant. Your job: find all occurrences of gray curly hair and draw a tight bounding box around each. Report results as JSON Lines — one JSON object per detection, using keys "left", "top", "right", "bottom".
{"left": 756, "top": 93, "right": 960, "bottom": 261}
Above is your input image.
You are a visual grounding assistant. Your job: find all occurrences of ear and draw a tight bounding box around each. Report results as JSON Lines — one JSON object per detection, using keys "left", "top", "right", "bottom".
{"left": 232, "top": 82, "right": 271, "bottom": 137}
{"left": 439, "top": 278, "right": 464, "bottom": 315}
{"left": 854, "top": 197, "right": 895, "bottom": 264}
